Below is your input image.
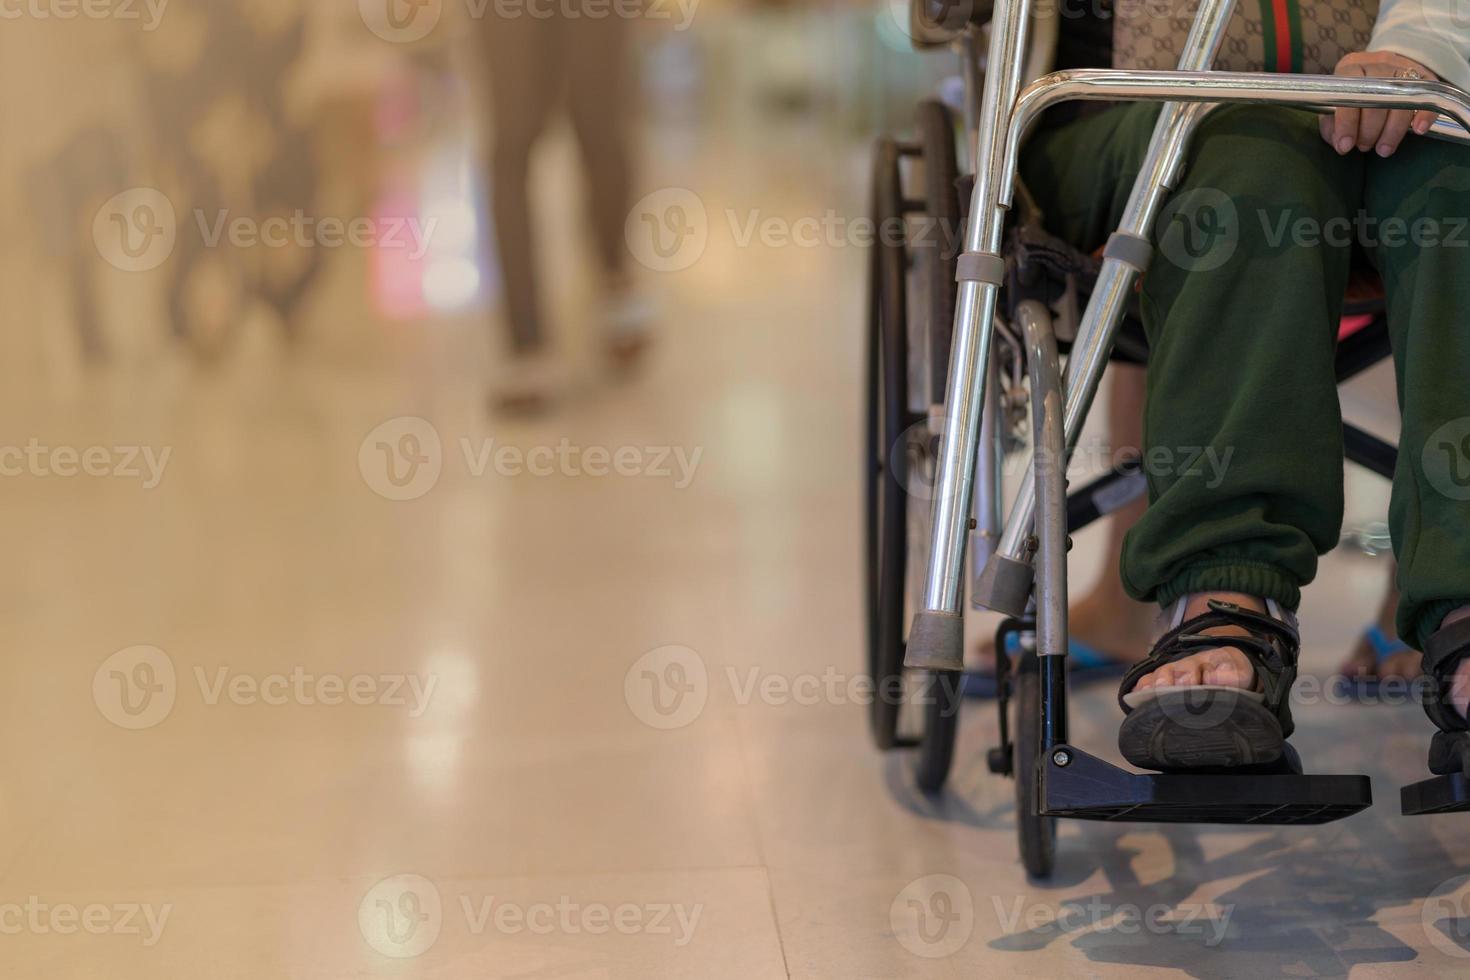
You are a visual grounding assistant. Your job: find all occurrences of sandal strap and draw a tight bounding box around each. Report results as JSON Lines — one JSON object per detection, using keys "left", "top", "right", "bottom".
{"left": 1118, "top": 600, "right": 1300, "bottom": 736}
{"left": 1421, "top": 618, "right": 1470, "bottom": 732}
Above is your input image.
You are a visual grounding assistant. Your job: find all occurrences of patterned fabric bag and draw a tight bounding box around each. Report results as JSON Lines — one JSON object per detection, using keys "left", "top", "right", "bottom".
{"left": 1113, "top": 0, "right": 1379, "bottom": 74}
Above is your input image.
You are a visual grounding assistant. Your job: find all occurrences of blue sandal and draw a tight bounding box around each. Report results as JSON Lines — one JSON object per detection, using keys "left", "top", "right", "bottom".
{"left": 1331, "top": 624, "right": 1415, "bottom": 701}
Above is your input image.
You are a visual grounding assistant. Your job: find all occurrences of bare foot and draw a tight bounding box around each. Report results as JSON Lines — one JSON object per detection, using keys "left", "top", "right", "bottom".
{"left": 1337, "top": 630, "right": 1418, "bottom": 685}
{"left": 1128, "top": 592, "right": 1265, "bottom": 696}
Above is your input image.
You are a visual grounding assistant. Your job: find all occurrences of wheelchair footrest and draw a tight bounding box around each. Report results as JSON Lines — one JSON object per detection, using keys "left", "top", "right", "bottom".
{"left": 1042, "top": 746, "right": 1372, "bottom": 825}
{"left": 1401, "top": 773, "right": 1470, "bottom": 815}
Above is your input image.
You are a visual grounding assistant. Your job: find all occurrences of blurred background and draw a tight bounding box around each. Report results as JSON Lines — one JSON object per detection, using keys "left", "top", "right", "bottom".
{"left": 0, "top": 1, "right": 1436, "bottom": 977}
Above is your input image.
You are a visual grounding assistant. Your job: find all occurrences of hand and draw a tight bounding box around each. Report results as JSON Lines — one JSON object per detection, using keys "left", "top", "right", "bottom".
{"left": 1320, "top": 51, "right": 1439, "bottom": 158}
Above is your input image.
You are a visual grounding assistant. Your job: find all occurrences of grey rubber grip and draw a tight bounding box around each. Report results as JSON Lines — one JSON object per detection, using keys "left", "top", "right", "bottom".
{"left": 1102, "top": 232, "right": 1152, "bottom": 273}
{"left": 955, "top": 251, "right": 1006, "bottom": 285}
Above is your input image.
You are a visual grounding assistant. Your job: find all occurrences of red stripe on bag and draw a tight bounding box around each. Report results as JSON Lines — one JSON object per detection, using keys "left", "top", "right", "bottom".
{"left": 1271, "top": 0, "right": 1292, "bottom": 71}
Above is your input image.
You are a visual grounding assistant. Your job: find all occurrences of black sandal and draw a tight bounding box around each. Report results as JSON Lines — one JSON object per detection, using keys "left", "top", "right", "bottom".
{"left": 1117, "top": 600, "right": 1300, "bottom": 772}
{"left": 1420, "top": 618, "right": 1470, "bottom": 776}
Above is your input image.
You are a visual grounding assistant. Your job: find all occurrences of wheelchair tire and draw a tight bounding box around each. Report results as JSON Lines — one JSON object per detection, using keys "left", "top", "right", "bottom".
{"left": 865, "top": 136, "right": 918, "bottom": 751}
{"left": 914, "top": 668, "right": 961, "bottom": 793}
{"left": 916, "top": 99, "right": 961, "bottom": 408}
{"left": 1015, "top": 652, "right": 1057, "bottom": 877}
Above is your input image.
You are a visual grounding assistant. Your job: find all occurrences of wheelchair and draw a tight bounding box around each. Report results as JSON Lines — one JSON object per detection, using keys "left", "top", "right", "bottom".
{"left": 862, "top": 0, "right": 1470, "bottom": 876}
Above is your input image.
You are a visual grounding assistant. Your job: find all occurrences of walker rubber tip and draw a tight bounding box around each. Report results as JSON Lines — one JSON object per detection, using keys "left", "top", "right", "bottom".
{"left": 972, "top": 553, "right": 1035, "bottom": 618}
{"left": 904, "top": 610, "right": 965, "bottom": 672}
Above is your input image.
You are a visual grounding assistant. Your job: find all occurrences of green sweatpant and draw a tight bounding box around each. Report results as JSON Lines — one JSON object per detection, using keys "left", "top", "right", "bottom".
{"left": 1018, "top": 102, "right": 1470, "bottom": 650}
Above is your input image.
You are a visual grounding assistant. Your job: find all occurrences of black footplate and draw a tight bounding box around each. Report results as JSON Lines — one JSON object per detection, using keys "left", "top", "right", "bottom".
{"left": 1402, "top": 773, "right": 1470, "bottom": 815}
{"left": 1042, "top": 746, "right": 1372, "bottom": 825}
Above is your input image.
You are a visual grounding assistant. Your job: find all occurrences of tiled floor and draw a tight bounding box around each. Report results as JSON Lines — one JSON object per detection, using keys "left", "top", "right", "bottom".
{"left": 7, "top": 44, "right": 1470, "bottom": 979}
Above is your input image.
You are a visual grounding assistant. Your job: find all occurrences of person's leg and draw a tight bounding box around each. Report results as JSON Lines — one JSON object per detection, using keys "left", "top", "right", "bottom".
{"left": 1020, "top": 104, "right": 1361, "bottom": 692}
{"left": 1019, "top": 103, "right": 1163, "bottom": 254}
{"left": 564, "top": 6, "right": 632, "bottom": 287}
{"left": 1118, "top": 105, "right": 1362, "bottom": 697}
{"left": 1067, "top": 365, "right": 1154, "bottom": 661}
{"left": 1365, "top": 135, "right": 1470, "bottom": 716}
{"left": 563, "top": 6, "right": 649, "bottom": 367}
{"left": 484, "top": 14, "right": 560, "bottom": 357}
{"left": 1099, "top": 106, "right": 1372, "bottom": 768}
{"left": 1336, "top": 562, "right": 1417, "bottom": 682}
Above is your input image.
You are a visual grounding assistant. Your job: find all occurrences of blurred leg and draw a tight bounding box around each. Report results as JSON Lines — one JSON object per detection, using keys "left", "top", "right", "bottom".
{"left": 484, "top": 13, "right": 560, "bottom": 355}
{"left": 564, "top": 7, "right": 633, "bottom": 286}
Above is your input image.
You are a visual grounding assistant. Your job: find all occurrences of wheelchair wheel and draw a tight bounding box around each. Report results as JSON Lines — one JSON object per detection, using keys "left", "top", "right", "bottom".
{"left": 865, "top": 136, "right": 918, "bottom": 751}
{"left": 909, "top": 99, "right": 963, "bottom": 791}
{"left": 1015, "top": 651, "right": 1057, "bottom": 877}
{"left": 914, "top": 668, "right": 961, "bottom": 793}
{"left": 915, "top": 99, "right": 961, "bottom": 410}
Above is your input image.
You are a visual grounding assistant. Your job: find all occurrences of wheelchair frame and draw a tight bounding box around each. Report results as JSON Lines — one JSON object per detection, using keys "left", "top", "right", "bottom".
{"left": 890, "top": 0, "right": 1470, "bottom": 873}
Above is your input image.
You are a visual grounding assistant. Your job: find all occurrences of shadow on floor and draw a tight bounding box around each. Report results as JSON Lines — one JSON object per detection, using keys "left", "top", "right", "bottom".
{"left": 885, "top": 677, "right": 1470, "bottom": 976}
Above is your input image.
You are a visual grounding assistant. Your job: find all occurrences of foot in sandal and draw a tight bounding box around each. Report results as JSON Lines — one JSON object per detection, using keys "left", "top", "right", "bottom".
{"left": 1116, "top": 592, "right": 1300, "bottom": 772}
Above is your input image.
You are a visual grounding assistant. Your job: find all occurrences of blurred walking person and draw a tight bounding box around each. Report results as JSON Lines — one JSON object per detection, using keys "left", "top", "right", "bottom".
{"left": 479, "top": 0, "right": 651, "bottom": 414}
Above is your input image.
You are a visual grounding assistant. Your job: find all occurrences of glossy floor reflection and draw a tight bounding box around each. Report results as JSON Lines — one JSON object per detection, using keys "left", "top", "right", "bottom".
{"left": 5, "top": 104, "right": 1470, "bottom": 980}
